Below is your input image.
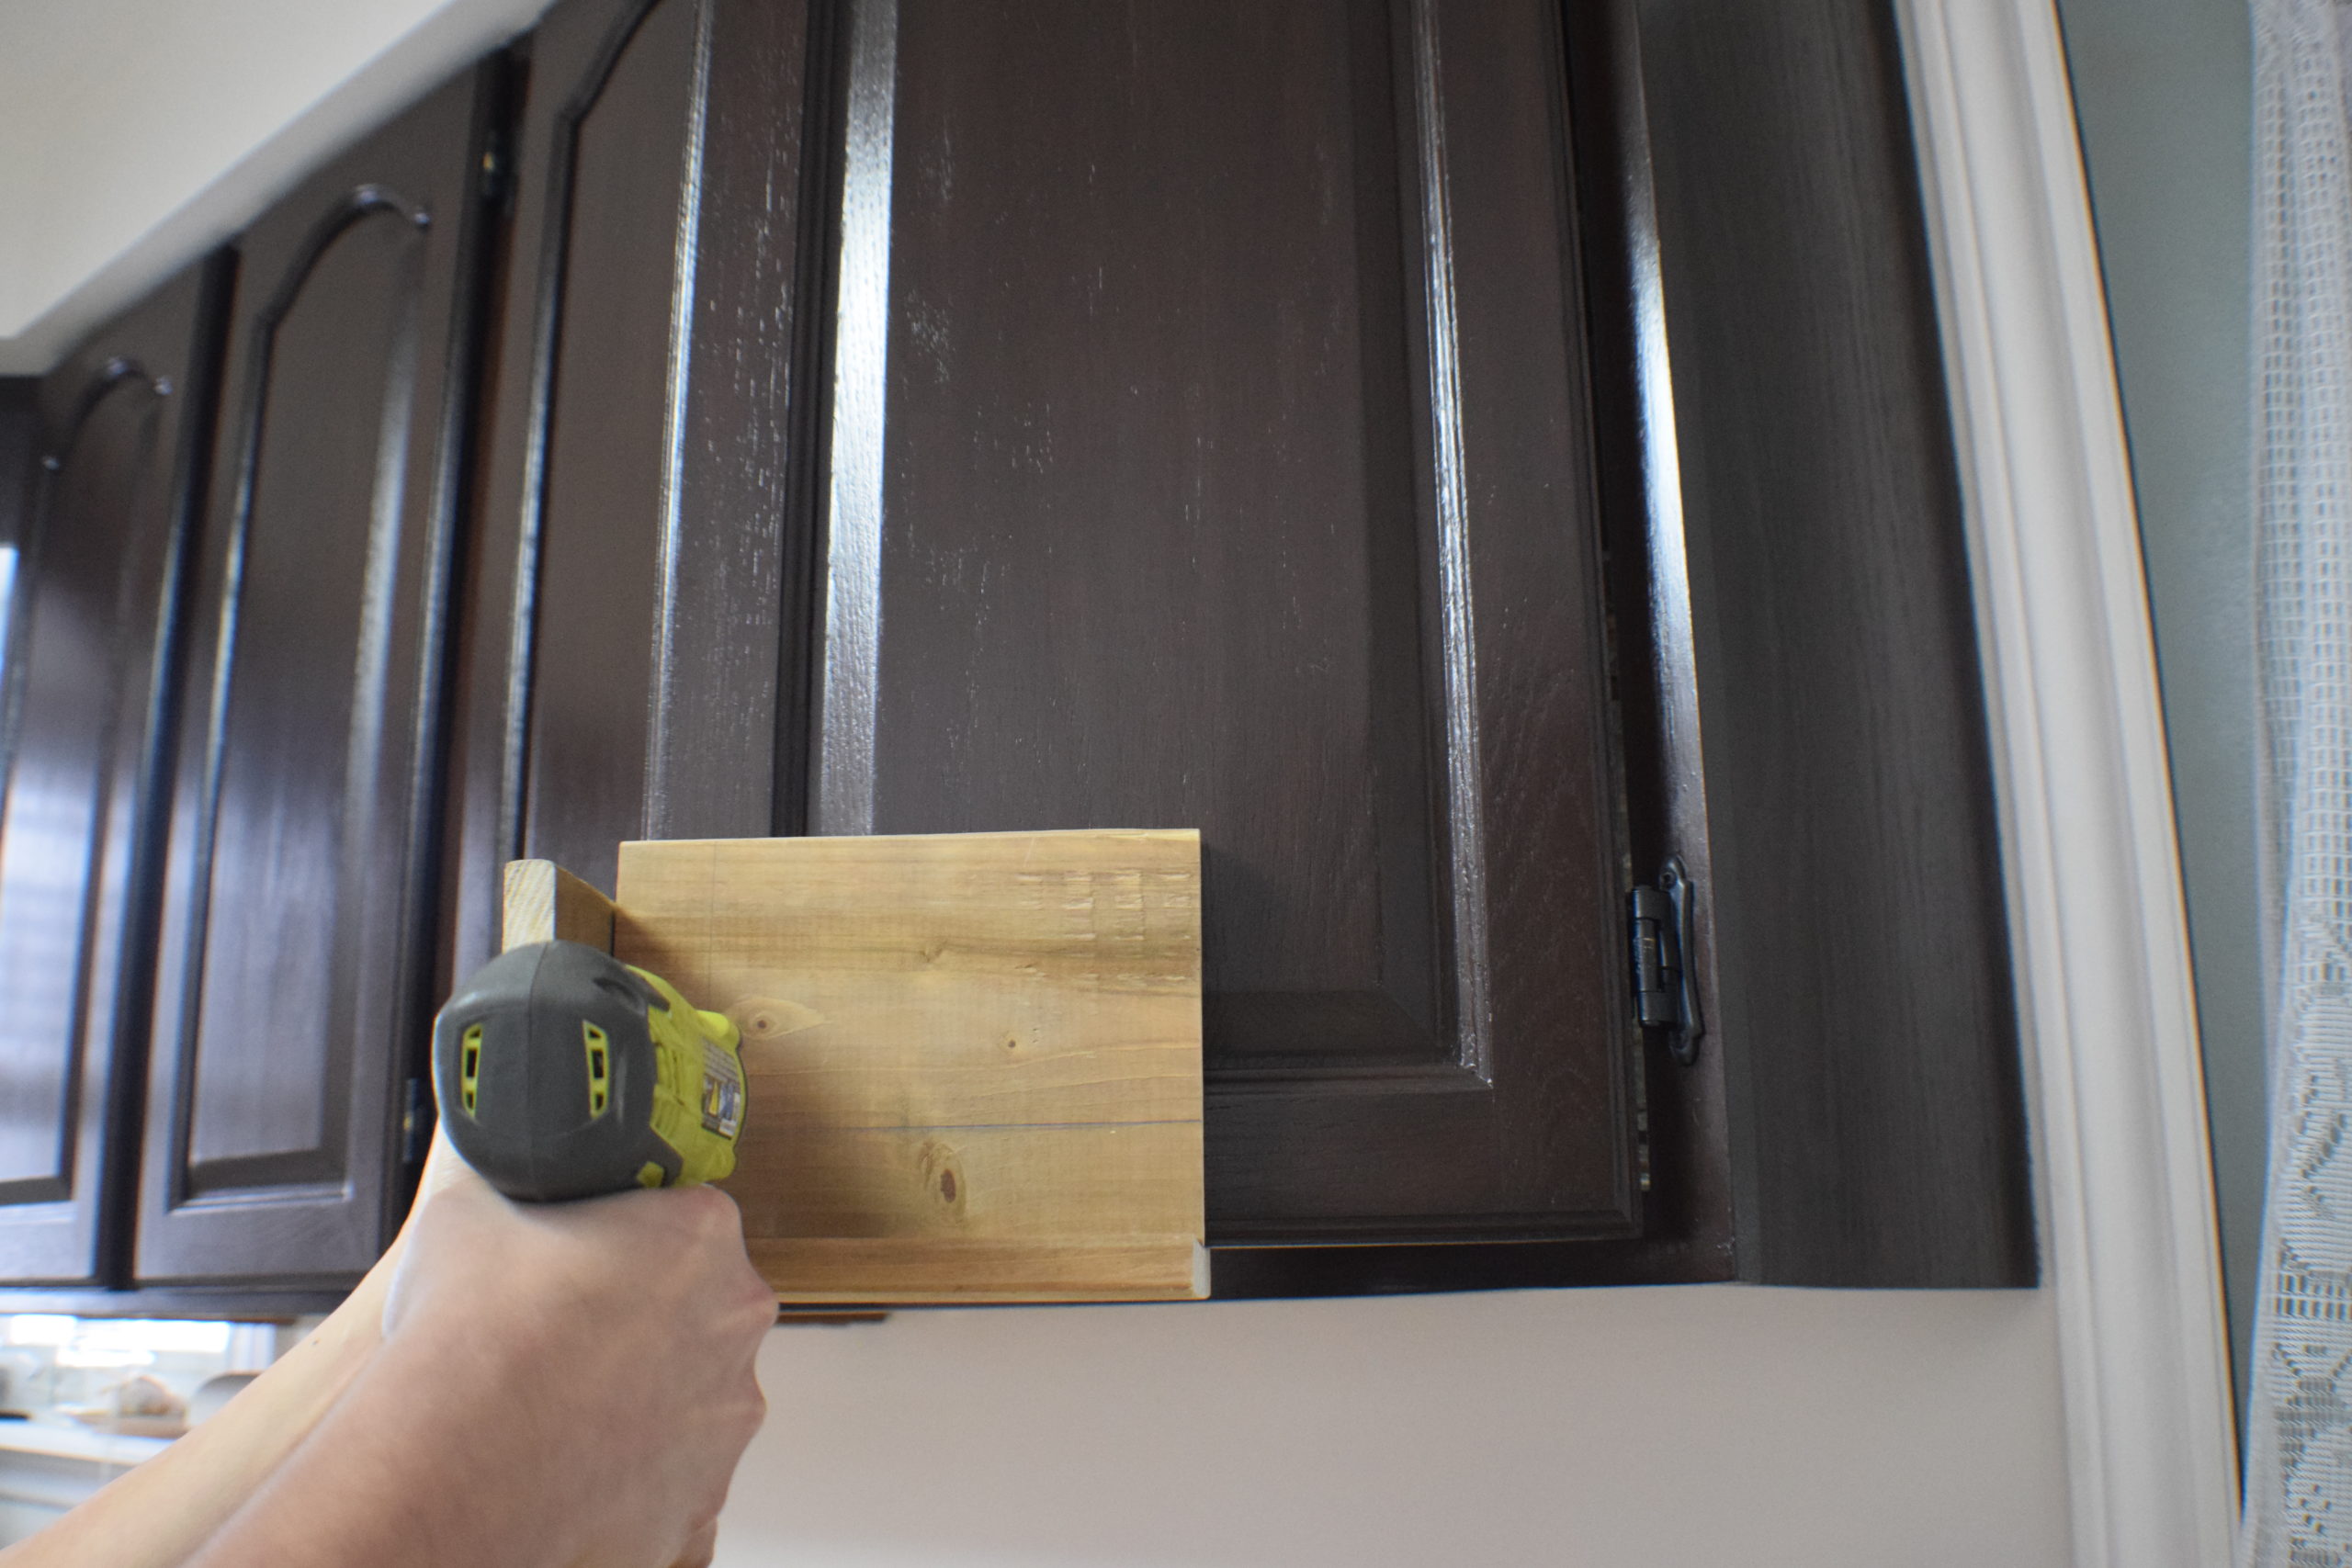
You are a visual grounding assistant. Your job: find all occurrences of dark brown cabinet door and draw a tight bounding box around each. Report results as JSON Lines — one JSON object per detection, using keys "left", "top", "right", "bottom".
{"left": 460, "top": 0, "right": 1639, "bottom": 1256}
{"left": 0, "top": 265, "right": 229, "bottom": 1285}
{"left": 823, "top": 0, "right": 1634, "bottom": 1245}
{"left": 136, "top": 70, "right": 497, "bottom": 1285}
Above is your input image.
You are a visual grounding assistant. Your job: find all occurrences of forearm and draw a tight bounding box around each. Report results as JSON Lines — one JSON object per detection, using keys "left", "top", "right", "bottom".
{"left": 0, "top": 1260, "right": 392, "bottom": 1568}
{"left": 180, "top": 1310, "right": 571, "bottom": 1568}
{"left": 0, "top": 1142, "right": 761, "bottom": 1568}
{"left": 0, "top": 1136, "right": 463, "bottom": 1568}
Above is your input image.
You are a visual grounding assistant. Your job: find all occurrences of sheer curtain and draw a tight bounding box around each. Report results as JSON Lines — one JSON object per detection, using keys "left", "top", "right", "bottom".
{"left": 2246, "top": 0, "right": 2352, "bottom": 1560}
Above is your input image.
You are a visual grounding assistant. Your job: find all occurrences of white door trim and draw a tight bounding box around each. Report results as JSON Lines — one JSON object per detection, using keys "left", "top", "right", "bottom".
{"left": 1893, "top": 3, "right": 2238, "bottom": 1563}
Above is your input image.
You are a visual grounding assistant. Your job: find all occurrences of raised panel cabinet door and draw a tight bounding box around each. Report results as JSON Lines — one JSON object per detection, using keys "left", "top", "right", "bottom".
{"left": 136, "top": 71, "right": 498, "bottom": 1285}
{"left": 0, "top": 263, "right": 230, "bottom": 1285}
{"left": 813, "top": 0, "right": 1637, "bottom": 1243}
{"left": 466, "top": 0, "right": 1640, "bottom": 1258}
{"left": 450, "top": 0, "right": 820, "bottom": 976}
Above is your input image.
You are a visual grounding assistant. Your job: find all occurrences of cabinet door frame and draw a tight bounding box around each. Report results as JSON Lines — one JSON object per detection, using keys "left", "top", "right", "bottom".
{"left": 451, "top": 0, "right": 823, "bottom": 974}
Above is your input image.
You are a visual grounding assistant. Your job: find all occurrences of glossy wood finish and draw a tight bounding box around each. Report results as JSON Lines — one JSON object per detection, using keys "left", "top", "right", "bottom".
{"left": 1216, "top": 0, "right": 1740, "bottom": 1292}
{"left": 1636, "top": 0, "right": 2032, "bottom": 1285}
{"left": 1213, "top": 0, "right": 2033, "bottom": 1295}
{"left": 452, "top": 0, "right": 821, "bottom": 977}
{"left": 137, "top": 71, "right": 498, "bottom": 1286}
{"left": 0, "top": 265, "right": 230, "bottom": 1285}
{"left": 820, "top": 0, "right": 1635, "bottom": 1244}
{"left": 0, "top": 383, "right": 32, "bottom": 544}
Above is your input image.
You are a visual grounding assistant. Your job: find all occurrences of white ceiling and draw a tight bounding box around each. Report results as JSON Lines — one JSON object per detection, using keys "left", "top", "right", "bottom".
{"left": 0, "top": 0, "right": 549, "bottom": 374}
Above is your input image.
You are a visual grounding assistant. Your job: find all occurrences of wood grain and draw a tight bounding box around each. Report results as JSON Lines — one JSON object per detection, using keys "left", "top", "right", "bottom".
{"left": 606, "top": 829, "right": 1206, "bottom": 1303}
{"left": 745, "top": 1236, "right": 1207, "bottom": 1304}
{"left": 501, "top": 859, "right": 616, "bottom": 952}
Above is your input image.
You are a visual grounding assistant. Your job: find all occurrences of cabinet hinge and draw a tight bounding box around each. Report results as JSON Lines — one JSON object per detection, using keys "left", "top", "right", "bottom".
{"left": 401, "top": 1076, "right": 435, "bottom": 1166}
{"left": 1628, "top": 856, "right": 1703, "bottom": 1066}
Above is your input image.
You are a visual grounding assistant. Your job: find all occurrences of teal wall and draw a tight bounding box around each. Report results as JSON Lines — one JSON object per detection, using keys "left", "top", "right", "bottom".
{"left": 2053, "top": 0, "right": 2258, "bottom": 1431}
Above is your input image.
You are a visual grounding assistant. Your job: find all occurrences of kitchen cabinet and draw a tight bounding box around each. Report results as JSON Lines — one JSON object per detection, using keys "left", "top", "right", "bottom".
{"left": 132, "top": 65, "right": 503, "bottom": 1288}
{"left": 0, "top": 0, "right": 2031, "bottom": 1307}
{"left": 1227, "top": 0, "right": 2033, "bottom": 1292}
{"left": 0, "top": 264, "right": 230, "bottom": 1286}
{"left": 456, "top": 0, "right": 2030, "bottom": 1292}
{"left": 456, "top": 0, "right": 1648, "bottom": 1268}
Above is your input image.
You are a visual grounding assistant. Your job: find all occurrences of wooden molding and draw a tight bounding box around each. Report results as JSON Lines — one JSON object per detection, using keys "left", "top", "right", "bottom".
{"left": 744, "top": 1237, "right": 1209, "bottom": 1305}
{"left": 1894, "top": 1, "right": 2238, "bottom": 1559}
{"left": 501, "top": 858, "right": 616, "bottom": 952}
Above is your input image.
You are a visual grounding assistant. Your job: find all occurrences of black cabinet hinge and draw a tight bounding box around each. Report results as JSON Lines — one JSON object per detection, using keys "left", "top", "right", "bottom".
{"left": 401, "top": 1076, "right": 435, "bottom": 1166}
{"left": 1628, "top": 856, "right": 1703, "bottom": 1066}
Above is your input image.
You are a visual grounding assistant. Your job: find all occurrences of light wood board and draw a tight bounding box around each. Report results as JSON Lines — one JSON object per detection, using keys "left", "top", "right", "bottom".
{"left": 503, "top": 859, "right": 616, "bottom": 952}
{"left": 534, "top": 830, "right": 1206, "bottom": 1303}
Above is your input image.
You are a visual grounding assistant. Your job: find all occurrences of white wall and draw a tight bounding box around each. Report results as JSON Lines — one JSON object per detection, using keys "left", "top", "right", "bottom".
{"left": 719, "top": 1286, "right": 2068, "bottom": 1567}
{"left": 1, "top": 6, "right": 2081, "bottom": 1564}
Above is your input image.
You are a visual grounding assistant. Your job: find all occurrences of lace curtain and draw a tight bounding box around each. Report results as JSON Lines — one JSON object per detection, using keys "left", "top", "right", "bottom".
{"left": 2246, "top": 0, "right": 2352, "bottom": 1560}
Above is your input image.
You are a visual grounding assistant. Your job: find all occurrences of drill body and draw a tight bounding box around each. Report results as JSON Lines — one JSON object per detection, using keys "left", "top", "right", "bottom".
{"left": 432, "top": 941, "right": 746, "bottom": 1201}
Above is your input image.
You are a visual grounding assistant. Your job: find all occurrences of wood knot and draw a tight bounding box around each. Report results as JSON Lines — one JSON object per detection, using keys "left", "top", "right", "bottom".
{"left": 916, "top": 1139, "right": 967, "bottom": 1221}
{"left": 727, "top": 997, "right": 825, "bottom": 1042}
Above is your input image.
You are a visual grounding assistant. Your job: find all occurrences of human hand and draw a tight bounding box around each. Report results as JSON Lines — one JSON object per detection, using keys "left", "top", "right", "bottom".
{"left": 375, "top": 1167, "right": 775, "bottom": 1568}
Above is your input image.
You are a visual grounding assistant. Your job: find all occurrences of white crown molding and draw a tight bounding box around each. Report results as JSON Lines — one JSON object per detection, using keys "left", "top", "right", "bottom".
{"left": 1893, "top": 2, "right": 2239, "bottom": 1563}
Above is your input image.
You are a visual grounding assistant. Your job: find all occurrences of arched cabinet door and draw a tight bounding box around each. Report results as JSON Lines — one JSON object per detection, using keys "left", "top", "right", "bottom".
{"left": 0, "top": 260, "right": 229, "bottom": 1286}
{"left": 136, "top": 67, "right": 500, "bottom": 1287}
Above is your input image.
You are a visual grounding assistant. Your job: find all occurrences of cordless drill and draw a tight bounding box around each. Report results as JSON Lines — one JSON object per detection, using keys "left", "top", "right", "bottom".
{"left": 431, "top": 941, "right": 747, "bottom": 1201}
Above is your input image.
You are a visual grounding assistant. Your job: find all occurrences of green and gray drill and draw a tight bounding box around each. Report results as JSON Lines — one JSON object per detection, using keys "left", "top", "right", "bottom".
{"left": 431, "top": 940, "right": 747, "bottom": 1202}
